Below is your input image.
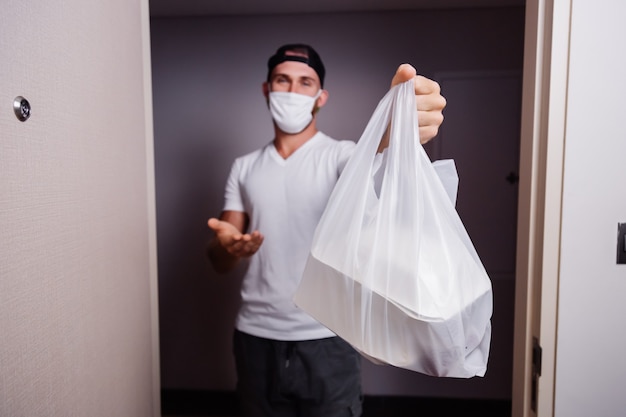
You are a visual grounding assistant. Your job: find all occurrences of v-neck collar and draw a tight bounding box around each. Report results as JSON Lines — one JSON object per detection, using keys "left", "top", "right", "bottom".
{"left": 268, "top": 132, "right": 322, "bottom": 164}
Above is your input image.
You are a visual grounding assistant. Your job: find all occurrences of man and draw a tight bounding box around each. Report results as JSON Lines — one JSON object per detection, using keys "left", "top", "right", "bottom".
{"left": 207, "top": 44, "right": 446, "bottom": 417}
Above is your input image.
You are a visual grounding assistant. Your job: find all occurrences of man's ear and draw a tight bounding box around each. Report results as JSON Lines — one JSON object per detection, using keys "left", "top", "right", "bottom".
{"left": 262, "top": 82, "right": 269, "bottom": 99}
{"left": 315, "top": 89, "right": 329, "bottom": 109}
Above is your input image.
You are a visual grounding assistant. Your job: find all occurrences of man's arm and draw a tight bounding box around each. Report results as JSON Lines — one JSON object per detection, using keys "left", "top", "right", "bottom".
{"left": 377, "top": 64, "right": 446, "bottom": 153}
{"left": 207, "top": 210, "right": 264, "bottom": 274}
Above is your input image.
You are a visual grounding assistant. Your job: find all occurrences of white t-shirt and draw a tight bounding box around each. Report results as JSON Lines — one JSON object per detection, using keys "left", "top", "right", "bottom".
{"left": 223, "top": 132, "right": 355, "bottom": 341}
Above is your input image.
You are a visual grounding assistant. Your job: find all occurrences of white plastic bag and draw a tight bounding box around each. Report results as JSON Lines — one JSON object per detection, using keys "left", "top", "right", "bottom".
{"left": 294, "top": 80, "right": 493, "bottom": 378}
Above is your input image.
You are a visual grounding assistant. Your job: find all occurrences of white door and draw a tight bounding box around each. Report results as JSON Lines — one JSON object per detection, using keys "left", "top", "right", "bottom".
{"left": 0, "top": 1, "right": 159, "bottom": 416}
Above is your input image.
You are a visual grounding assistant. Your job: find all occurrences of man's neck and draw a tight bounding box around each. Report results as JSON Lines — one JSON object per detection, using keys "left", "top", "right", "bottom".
{"left": 273, "top": 123, "right": 319, "bottom": 159}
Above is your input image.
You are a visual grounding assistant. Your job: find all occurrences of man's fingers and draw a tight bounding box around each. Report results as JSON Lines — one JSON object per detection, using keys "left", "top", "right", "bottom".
{"left": 208, "top": 217, "right": 235, "bottom": 234}
{"left": 419, "top": 125, "right": 441, "bottom": 144}
{"left": 413, "top": 75, "right": 441, "bottom": 95}
{"left": 391, "top": 63, "right": 417, "bottom": 87}
{"left": 416, "top": 87, "right": 447, "bottom": 112}
{"left": 207, "top": 217, "right": 220, "bottom": 230}
{"left": 209, "top": 218, "right": 243, "bottom": 242}
{"left": 208, "top": 216, "right": 263, "bottom": 256}
{"left": 228, "top": 233, "right": 264, "bottom": 257}
{"left": 244, "top": 231, "right": 263, "bottom": 247}
{"left": 418, "top": 107, "right": 445, "bottom": 128}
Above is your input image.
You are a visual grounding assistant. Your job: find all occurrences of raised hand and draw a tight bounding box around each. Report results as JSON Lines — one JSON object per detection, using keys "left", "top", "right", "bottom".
{"left": 391, "top": 64, "right": 446, "bottom": 144}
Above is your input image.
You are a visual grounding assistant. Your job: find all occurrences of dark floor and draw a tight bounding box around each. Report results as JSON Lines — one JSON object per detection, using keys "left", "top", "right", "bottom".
{"left": 162, "top": 390, "right": 512, "bottom": 417}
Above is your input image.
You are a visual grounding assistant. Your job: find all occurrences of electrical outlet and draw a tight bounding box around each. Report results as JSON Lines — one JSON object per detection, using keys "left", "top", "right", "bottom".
{"left": 618, "top": 223, "right": 626, "bottom": 265}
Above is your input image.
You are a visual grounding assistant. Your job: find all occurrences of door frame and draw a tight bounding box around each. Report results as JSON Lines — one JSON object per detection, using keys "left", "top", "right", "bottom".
{"left": 512, "top": 0, "right": 572, "bottom": 415}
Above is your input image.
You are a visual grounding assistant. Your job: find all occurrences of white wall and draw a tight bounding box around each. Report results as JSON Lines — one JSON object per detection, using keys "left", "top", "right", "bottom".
{"left": 554, "top": 1, "right": 626, "bottom": 415}
{"left": 150, "top": 7, "right": 525, "bottom": 398}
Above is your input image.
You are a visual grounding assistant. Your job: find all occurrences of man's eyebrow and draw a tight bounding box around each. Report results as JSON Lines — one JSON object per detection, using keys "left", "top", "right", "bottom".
{"left": 271, "top": 72, "right": 291, "bottom": 79}
{"left": 271, "top": 73, "right": 316, "bottom": 82}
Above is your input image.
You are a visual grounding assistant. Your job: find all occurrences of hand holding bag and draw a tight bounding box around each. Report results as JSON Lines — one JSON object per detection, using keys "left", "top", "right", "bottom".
{"left": 294, "top": 79, "right": 493, "bottom": 378}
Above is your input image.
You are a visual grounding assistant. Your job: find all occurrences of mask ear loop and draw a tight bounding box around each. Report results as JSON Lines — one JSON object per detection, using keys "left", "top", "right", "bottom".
{"left": 312, "top": 89, "right": 323, "bottom": 114}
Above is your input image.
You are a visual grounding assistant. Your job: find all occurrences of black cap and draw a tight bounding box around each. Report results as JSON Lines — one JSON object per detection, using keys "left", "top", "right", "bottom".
{"left": 267, "top": 44, "right": 326, "bottom": 87}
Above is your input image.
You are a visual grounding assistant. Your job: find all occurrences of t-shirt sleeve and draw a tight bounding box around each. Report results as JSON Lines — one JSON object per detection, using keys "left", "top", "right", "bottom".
{"left": 336, "top": 140, "right": 357, "bottom": 176}
{"left": 223, "top": 158, "right": 245, "bottom": 212}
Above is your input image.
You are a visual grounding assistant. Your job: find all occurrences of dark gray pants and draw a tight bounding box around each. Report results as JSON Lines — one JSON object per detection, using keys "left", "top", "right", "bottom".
{"left": 233, "top": 330, "right": 363, "bottom": 417}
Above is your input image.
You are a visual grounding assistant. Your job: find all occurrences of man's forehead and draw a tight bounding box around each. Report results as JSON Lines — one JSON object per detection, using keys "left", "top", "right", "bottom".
{"left": 271, "top": 60, "right": 320, "bottom": 81}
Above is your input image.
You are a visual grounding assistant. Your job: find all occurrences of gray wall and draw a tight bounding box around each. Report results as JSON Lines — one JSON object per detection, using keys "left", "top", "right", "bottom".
{"left": 150, "top": 7, "right": 525, "bottom": 398}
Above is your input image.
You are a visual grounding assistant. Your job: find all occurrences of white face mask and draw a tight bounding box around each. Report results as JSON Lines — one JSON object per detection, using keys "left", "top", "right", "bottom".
{"left": 268, "top": 90, "right": 322, "bottom": 134}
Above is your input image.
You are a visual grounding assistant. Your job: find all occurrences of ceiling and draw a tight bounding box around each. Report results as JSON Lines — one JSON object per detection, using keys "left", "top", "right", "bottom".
{"left": 149, "top": 0, "right": 525, "bottom": 18}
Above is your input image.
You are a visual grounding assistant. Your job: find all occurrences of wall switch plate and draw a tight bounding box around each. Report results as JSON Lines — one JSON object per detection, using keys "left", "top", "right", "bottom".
{"left": 618, "top": 223, "right": 626, "bottom": 265}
